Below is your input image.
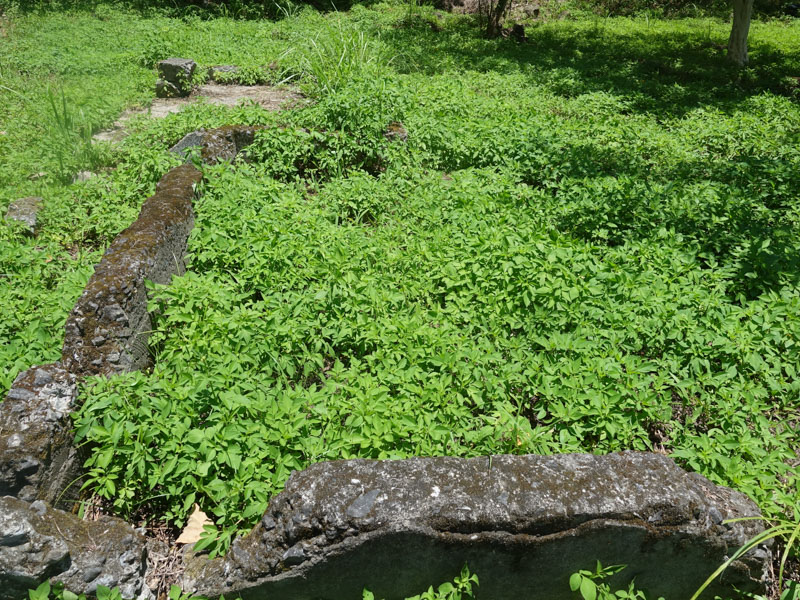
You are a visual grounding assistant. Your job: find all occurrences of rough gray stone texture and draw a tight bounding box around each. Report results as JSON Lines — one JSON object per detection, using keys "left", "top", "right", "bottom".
{"left": 155, "top": 79, "right": 180, "bottom": 99}
{"left": 62, "top": 164, "right": 202, "bottom": 375}
{"left": 0, "top": 364, "right": 81, "bottom": 507}
{"left": 5, "top": 196, "right": 43, "bottom": 235}
{"left": 169, "top": 130, "right": 206, "bottom": 158}
{"left": 184, "top": 453, "right": 768, "bottom": 600}
{"left": 200, "top": 125, "right": 263, "bottom": 164}
{"left": 0, "top": 496, "right": 149, "bottom": 600}
{"left": 167, "top": 126, "right": 261, "bottom": 163}
{"left": 157, "top": 58, "right": 196, "bottom": 97}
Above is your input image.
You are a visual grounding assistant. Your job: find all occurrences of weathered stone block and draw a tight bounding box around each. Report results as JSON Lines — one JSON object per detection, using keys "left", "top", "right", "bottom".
{"left": 5, "top": 196, "right": 43, "bottom": 235}
{"left": 184, "top": 453, "right": 769, "bottom": 600}
{"left": 0, "top": 364, "right": 81, "bottom": 508}
{"left": 169, "top": 130, "right": 206, "bottom": 159}
{"left": 62, "top": 164, "right": 202, "bottom": 375}
{"left": 201, "top": 125, "right": 263, "bottom": 164}
{"left": 0, "top": 497, "right": 149, "bottom": 600}
{"left": 157, "top": 58, "right": 196, "bottom": 97}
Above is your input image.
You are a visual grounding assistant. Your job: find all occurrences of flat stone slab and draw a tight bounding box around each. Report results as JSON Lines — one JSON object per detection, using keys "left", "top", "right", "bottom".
{"left": 0, "top": 364, "right": 80, "bottom": 507}
{"left": 5, "top": 196, "right": 42, "bottom": 235}
{"left": 93, "top": 85, "right": 302, "bottom": 144}
{"left": 184, "top": 453, "right": 768, "bottom": 600}
{"left": 0, "top": 497, "right": 149, "bottom": 600}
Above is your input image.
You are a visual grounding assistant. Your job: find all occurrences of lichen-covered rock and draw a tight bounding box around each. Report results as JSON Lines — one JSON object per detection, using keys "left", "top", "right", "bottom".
{"left": 157, "top": 58, "right": 196, "bottom": 97}
{"left": 62, "top": 164, "right": 202, "bottom": 375}
{"left": 5, "top": 196, "right": 43, "bottom": 235}
{"left": 0, "top": 364, "right": 80, "bottom": 507}
{"left": 184, "top": 453, "right": 769, "bottom": 600}
{"left": 0, "top": 497, "right": 149, "bottom": 600}
{"left": 201, "top": 125, "right": 263, "bottom": 164}
{"left": 169, "top": 130, "right": 206, "bottom": 159}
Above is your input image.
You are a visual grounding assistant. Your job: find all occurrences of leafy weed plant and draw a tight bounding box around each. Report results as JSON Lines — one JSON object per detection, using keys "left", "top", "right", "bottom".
{"left": 3, "top": 1, "right": 799, "bottom": 583}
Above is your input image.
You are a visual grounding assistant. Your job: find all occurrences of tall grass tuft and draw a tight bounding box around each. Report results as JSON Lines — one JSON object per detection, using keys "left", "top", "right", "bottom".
{"left": 45, "top": 87, "right": 108, "bottom": 182}
{"left": 296, "top": 17, "right": 389, "bottom": 97}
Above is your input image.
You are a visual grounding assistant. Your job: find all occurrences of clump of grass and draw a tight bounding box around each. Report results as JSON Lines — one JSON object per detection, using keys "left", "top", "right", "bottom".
{"left": 294, "top": 15, "right": 390, "bottom": 96}
{"left": 45, "top": 86, "right": 110, "bottom": 182}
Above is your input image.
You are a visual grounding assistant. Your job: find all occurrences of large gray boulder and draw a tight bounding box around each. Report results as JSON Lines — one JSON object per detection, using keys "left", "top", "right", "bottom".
{"left": 0, "top": 364, "right": 80, "bottom": 508}
{"left": 62, "top": 164, "right": 201, "bottom": 375}
{"left": 0, "top": 497, "right": 149, "bottom": 600}
{"left": 4, "top": 196, "right": 43, "bottom": 235}
{"left": 184, "top": 453, "right": 769, "bottom": 600}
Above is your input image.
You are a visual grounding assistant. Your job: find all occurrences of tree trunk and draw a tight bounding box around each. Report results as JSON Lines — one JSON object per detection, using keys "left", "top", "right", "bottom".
{"left": 486, "top": 0, "right": 511, "bottom": 38}
{"left": 727, "top": 0, "right": 754, "bottom": 66}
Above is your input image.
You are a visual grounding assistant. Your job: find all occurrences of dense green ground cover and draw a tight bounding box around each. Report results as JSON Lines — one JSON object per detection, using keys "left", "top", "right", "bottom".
{"left": 2, "top": 0, "right": 800, "bottom": 574}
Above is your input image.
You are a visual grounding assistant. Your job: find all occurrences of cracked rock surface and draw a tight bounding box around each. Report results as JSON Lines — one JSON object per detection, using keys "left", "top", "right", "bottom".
{"left": 0, "top": 497, "right": 149, "bottom": 600}
{"left": 0, "top": 364, "right": 80, "bottom": 507}
{"left": 184, "top": 452, "right": 768, "bottom": 600}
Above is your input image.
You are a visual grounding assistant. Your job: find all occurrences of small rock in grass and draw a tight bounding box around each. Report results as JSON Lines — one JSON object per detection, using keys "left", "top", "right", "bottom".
{"left": 157, "top": 58, "right": 196, "bottom": 97}
{"left": 73, "top": 170, "right": 94, "bottom": 183}
{"left": 209, "top": 65, "right": 240, "bottom": 82}
{"left": 155, "top": 78, "right": 181, "bottom": 99}
{"left": 5, "top": 196, "right": 43, "bottom": 236}
{"left": 384, "top": 121, "right": 408, "bottom": 142}
{"left": 169, "top": 130, "right": 206, "bottom": 159}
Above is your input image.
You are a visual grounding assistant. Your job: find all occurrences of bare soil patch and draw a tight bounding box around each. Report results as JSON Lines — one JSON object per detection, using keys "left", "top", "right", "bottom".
{"left": 93, "top": 84, "right": 303, "bottom": 143}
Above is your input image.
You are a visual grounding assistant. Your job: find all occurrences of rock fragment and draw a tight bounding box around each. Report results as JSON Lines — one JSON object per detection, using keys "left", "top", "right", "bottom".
{"left": 0, "top": 497, "right": 149, "bottom": 600}
{"left": 0, "top": 363, "right": 80, "bottom": 507}
{"left": 169, "top": 130, "right": 206, "bottom": 159}
{"left": 5, "top": 196, "right": 43, "bottom": 235}
{"left": 156, "top": 58, "right": 196, "bottom": 98}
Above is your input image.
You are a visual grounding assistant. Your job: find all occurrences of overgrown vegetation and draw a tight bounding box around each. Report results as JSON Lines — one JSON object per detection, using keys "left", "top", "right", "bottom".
{"left": 2, "top": 0, "right": 799, "bottom": 594}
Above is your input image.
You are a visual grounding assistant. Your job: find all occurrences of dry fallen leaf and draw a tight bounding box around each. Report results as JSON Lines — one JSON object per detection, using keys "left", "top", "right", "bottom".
{"left": 175, "top": 504, "right": 213, "bottom": 545}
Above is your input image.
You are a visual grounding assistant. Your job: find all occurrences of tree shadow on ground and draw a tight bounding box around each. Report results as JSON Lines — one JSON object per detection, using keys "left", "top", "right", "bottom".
{"left": 382, "top": 17, "right": 800, "bottom": 117}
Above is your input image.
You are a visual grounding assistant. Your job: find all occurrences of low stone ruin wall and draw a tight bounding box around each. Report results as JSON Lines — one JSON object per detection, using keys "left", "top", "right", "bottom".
{"left": 183, "top": 453, "right": 769, "bottom": 600}
{"left": 0, "top": 126, "right": 258, "bottom": 599}
{"left": 0, "top": 125, "right": 773, "bottom": 600}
